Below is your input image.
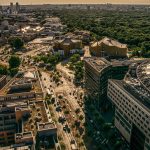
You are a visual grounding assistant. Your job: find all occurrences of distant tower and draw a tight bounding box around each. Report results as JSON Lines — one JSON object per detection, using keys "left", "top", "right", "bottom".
{"left": 87, "top": 5, "right": 90, "bottom": 10}
{"left": 10, "top": 2, "right": 13, "bottom": 14}
{"left": 16, "top": 2, "right": 20, "bottom": 13}
{"left": 0, "top": 5, "right": 2, "bottom": 14}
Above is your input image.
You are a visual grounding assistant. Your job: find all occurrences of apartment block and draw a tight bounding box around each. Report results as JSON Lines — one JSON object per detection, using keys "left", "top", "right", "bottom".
{"left": 0, "top": 106, "right": 16, "bottom": 145}
{"left": 0, "top": 68, "right": 43, "bottom": 104}
{"left": 0, "top": 100, "right": 57, "bottom": 149}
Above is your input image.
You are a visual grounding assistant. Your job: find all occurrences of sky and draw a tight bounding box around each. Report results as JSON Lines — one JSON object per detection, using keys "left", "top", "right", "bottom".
{"left": 0, "top": 0, "right": 150, "bottom": 5}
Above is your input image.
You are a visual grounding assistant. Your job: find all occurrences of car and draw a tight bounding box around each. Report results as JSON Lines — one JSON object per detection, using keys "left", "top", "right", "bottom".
{"left": 67, "top": 127, "right": 71, "bottom": 133}
{"left": 63, "top": 126, "right": 67, "bottom": 132}
{"left": 63, "top": 124, "right": 70, "bottom": 133}
{"left": 59, "top": 115, "right": 66, "bottom": 123}
{"left": 63, "top": 117, "right": 66, "bottom": 122}
{"left": 56, "top": 106, "right": 62, "bottom": 112}
{"left": 90, "top": 120, "right": 93, "bottom": 123}
{"left": 70, "top": 139, "right": 76, "bottom": 144}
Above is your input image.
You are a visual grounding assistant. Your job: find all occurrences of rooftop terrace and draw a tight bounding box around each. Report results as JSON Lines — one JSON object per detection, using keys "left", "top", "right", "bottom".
{"left": 0, "top": 68, "right": 42, "bottom": 96}
{"left": 84, "top": 57, "right": 111, "bottom": 73}
{"left": 23, "top": 101, "right": 49, "bottom": 135}
{"left": 38, "top": 122, "right": 56, "bottom": 131}
{"left": 122, "top": 60, "right": 150, "bottom": 112}
{"left": 15, "top": 131, "right": 33, "bottom": 141}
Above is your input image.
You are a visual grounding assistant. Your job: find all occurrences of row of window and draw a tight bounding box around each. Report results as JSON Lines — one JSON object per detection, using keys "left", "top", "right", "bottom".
{"left": 108, "top": 81, "right": 150, "bottom": 138}
{"left": 0, "top": 94, "right": 35, "bottom": 101}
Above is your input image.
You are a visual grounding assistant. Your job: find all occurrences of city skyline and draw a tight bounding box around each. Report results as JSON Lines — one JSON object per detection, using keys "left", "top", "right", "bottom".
{"left": 0, "top": 0, "right": 150, "bottom": 5}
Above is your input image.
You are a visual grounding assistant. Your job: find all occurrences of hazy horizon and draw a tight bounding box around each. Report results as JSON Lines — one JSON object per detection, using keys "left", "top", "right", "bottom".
{"left": 0, "top": 0, "right": 150, "bottom": 5}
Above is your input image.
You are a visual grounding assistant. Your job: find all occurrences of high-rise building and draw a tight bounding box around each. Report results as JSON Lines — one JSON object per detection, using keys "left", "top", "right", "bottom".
{"left": 84, "top": 57, "right": 111, "bottom": 107}
{"left": 16, "top": 2, "right": 20, "bottom": 13}
{"left": 10, "top": 2, "right": 13, "bottom": 14}
{"left": 107, "top": 60, "right": 150, "bottom": 150}
{"left": 0, "top": 5, "right": 2, "bottom": 13}
{"left": 84, "top": 57, "right": 129, "bottom": 108}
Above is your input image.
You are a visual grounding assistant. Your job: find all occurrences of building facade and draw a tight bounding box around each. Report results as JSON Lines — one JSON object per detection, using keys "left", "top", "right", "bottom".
{"left": 84, "top": 57, "right": 112, "bottom": 107}
{"left": 0, "top": 106, "right": 17, "bottom": 145}
{"left": 107, "top": 61, "right": 150, "bottom": 150}
{"left": 90, "top": 37, "right": 128, "bottom": 58}
{"left": 84, "top": 57, "right": 129, "bottom": 108}
{"left": 54, "top": 37, "right": 82, "bottom": 56}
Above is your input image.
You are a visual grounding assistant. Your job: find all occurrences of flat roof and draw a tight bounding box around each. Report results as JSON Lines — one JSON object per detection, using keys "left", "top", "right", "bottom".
{"left": 84, "top": 57, "right": 111, "bottom": 73}
{"left": 38, "top": 122, "right": 56, "bottom": 131}
{"left": 0, "top": 68, "right": 42, "bottom": 96}
{"left": 23, "top": 101, "right": 49, "bottom": 135}
{"left": 111, "top": 79, "right": 150, "bottom": 113}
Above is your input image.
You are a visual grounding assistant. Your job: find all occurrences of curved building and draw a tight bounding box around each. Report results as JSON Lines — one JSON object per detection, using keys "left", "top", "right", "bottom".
{"left": 108, "top": 60, "right": 150, "bottom": 150}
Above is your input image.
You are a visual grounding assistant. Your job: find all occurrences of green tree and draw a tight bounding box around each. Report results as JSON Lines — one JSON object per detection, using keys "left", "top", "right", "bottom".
{"left": 9, "top": 55, "right": 21, "bottom": 68}
{"left": 9, "top": 37, "right": 24, "bottom": 50}
{"left": 74, "top": 61, "right": 84, "bottom": 82}
{"left": 141, "top": 42, "right": 150, "bottom": 57}
{"left": 70, "top": 54, "right": 80, "bottom": 64}
{"left": 9, "top": 68, "right": 19, "bottom": 77}
{"left": 0, "top": 64, "right": 8, "bottom": 75}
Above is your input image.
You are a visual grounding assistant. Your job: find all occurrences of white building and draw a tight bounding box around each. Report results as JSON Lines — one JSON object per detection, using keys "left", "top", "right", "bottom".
{"left": 107, "top": 61, "right": 150, "bottom": 150}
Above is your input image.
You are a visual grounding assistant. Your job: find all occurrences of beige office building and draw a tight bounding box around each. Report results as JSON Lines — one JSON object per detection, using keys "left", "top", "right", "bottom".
{"left": 90, "top": 37, "right": 128, "bottom": 58}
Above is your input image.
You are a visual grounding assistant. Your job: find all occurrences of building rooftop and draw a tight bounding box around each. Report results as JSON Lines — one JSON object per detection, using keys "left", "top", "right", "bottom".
{"left": 84, "top": 57, "right": 111, "bottom": 73}
{"left": 113, "top": 60, "right": 150, "bottom": 112}
{"left": 56, "top": 37, "right": 81, "bottom": 44}
{"left": 91, "top": 37, "right": 127, "bottom": 49}
{"left": 0, "top": 68, "right": 42, "bottom": 96}
{"left": 0, "top": 145, "right": 30, "bottom": 150}
{"left": 38, "top": 122, "right": 56, "bottom": 131}
{"left": 23, "top": 101, "right": 49, "bottom": 135}
{"left": 15, "top": 131, "right": 33, "bottom": 140}
{"left": 28, "top": 36, "right": 54, "bottom": 44}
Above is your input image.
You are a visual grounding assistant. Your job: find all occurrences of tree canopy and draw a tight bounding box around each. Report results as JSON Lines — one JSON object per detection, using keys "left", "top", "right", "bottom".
{"left": 0, "top": 64, "right": 8, "bottom": 75}
{"left": 9, "top": 55, "right": 21, "bottom": 68}
{"left": 9, "top": 37, "right": 24, "bottom": 50}
{"left": 53, "top": 9, "right": 150, "bottom": 57}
